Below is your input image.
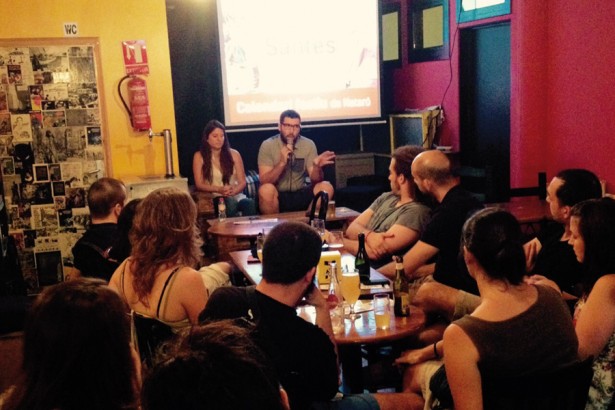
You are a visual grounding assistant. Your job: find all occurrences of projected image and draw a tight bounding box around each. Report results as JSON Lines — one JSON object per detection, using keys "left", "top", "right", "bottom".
{"left": 218, "top": 0, "right": 381, "bottom": 127}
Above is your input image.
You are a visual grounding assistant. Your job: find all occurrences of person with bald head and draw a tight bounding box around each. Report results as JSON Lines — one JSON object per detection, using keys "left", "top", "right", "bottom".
{"left": 379, "top": 150, "right": 483, "bottom": 322}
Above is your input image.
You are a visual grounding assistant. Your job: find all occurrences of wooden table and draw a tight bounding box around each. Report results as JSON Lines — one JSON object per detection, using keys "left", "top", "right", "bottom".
{"left": 207, "top": 207, "right": 360, "bottom": 259}
{"left": 229, "top": 250, "right": 391, "bottom": 297}
{"left": 299, "top": 303, "right": 426, "bottom": 394}
{"left": 486, "top": 197, "right": 551, "bottom": 235}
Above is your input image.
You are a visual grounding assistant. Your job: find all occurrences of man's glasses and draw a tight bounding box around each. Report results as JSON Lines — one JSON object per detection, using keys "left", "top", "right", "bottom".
{"left": 281, "top": 123, "right": 300, "bottom": 130}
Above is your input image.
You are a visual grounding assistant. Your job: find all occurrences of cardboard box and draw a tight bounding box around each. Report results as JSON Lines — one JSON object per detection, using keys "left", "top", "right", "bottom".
{"left": 316, "top": 251, "right": 342, "bottom": 285}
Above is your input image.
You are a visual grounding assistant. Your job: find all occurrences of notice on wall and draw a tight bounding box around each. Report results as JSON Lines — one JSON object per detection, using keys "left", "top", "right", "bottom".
{"left": 121, "top": 40, "right": 149, "bottom": 75}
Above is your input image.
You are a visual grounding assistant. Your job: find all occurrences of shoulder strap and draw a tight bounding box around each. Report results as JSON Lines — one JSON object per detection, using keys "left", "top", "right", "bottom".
{"left": 119, "top": 259, "right": 129, "bottom": 298}
{"left": 245, "top": 285, "right": 261, "bottom": 322}
{"left": 156, "top": 266, "right": 181, "bottom": 318}
{"left": 81, "top": 241, "right": 117, "bottom": 263}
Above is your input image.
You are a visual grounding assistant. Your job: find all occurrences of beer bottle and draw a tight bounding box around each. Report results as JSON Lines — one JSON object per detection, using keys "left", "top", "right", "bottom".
{"left": 393, "top": 255, "right": 410, "bottom": 317}
{"left": 355, "top": 232, "right": 370, "bottom": 284}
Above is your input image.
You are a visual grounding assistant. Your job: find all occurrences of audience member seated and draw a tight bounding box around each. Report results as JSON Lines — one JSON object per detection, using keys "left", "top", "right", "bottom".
{"left": 193, "top": 119, "right": 256, "bottom": 217}
{"left": 417, "top": 168, "right": 604, "bottom": 326}
{"left": 108, "top": 198, "right": 141, "bottom": 264}
{"left": 71, "top": 177, "right": 127, "bottom": 281}
{"left": 257, "top": 109, "right": 335, "bottom": 214}
{"left": 377, "top": 149, "right": 482, "bottom": 342}
{"left": 530, "top": 197, "right": 615, "bottom": 409}
{"left": 109, "top": 187, "right": 209, "bottom": 327}
{"left": 397, "top": 209, "right": 579, "bottom": 409}
{"left": 340, "top": 145, "right": 431, "bottom": 268}
{"left": 0, "top": 278, "right": 140, "bottom": 410}
{"left": 199, "top": 221, "right": 422, "bottom": 410}
{"left": 141, "top": 320, "right": 289, "bottom": 410}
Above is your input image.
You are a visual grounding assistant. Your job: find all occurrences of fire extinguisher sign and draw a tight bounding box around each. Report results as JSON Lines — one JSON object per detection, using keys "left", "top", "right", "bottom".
{"left": 122, "top": 40, "right": 150, "bottom": 75}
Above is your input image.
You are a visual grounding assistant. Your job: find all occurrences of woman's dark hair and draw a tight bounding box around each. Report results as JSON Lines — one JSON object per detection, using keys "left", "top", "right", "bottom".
{"left": 570, "top": 197, "right": 615, "bottom": 294}
{"left": 199, "top": 120, "right": 234, "bottom": 185}
{"left": 462, "top": 208, "right": 526, "bottom": 285}
{"left": 142, "top": 320, "right": 285, "bottom": 410}
{"left": 4, "top": 278, "right": 138, "bottom": 410}
{"left": 108, "top": 198, "right": 142, "bottom": 263}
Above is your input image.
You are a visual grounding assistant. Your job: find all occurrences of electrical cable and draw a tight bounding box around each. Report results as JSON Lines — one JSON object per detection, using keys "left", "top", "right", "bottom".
{"left": 440, "top": 7, "right": 462, "bottom": 109}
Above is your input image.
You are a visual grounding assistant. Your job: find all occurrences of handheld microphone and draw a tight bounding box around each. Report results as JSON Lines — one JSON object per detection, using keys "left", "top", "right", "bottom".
{"left": 287, "top": 140, "right": 295, "bottom": 164}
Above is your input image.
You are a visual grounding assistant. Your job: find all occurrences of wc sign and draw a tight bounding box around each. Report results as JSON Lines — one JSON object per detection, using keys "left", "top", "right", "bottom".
{"left": 63, "top": 22, "right": 79, "bottom": 37}
{"left": 122, "top": 40, "right": 150, "bottom": 75}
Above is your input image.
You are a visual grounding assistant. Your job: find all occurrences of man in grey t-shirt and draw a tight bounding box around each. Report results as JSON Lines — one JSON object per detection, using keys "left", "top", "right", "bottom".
{"left": 342, "top": 146, "right": 431, "bottom": 268}
{"left": 257, "top": 109, "right": 335, "bottom": 214}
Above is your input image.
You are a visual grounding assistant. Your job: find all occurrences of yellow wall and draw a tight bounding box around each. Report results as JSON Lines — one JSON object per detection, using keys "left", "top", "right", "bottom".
{"left": 0, "top": 0, "right": 178, "bottom": 179}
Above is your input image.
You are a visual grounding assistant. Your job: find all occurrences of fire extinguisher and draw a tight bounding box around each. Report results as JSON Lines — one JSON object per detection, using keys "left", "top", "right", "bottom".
{"left": 118, "top": 75, "right": 151, "bottom": 131}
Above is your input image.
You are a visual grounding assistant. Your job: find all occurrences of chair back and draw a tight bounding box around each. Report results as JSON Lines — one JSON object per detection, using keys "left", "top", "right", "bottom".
{"left": 131, "top": 311, "right": 175, "bottom": 368}
{"left": 308, "top": 190, "right": 329, "bottom": 224}
{"left": 482, "top": 358, "right": 594, "bottom": 410}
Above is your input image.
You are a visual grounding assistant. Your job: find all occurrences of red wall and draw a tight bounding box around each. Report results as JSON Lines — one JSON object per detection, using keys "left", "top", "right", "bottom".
{"left": 388, "top": 0, "right": 615, "bottom": 190}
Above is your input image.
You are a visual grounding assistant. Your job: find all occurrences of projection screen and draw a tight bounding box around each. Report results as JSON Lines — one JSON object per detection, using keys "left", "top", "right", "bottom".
{"left": 217, "top": 0, "right": 382, "bottom": 128}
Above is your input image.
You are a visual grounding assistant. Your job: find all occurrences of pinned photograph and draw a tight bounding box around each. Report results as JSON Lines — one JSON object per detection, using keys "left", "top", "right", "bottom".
{"left": 52, "top": 180, "right": 65, "bottom": 196}
{"left": 86, "top": 126, "right": 102, "bottom": 146}
{"left": 35, "top": 249, "right": 63, "bottom": 287}
{"left": 11, "top": 113, "right": 32, "bottom": 141}
{"left": 1, "top": 156, "right": 15, "bottom": 174}
{"left": 34, "top": 163, "right": 50, "bottom": 182}
{"left": 49, "top": 163, "right": 61, "bottom": 181}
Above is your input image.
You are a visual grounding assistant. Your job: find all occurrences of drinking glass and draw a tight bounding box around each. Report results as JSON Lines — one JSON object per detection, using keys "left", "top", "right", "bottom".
{"left": 330, "top": 304, "right": 345, "bottom": 334}
{"left": 373, "top": 293, "right": 391, "bottom": 330}
{"left": 328, "top": 230, "right": 344, "bottom": 250}
{"left": 311, "top": 218, "right": 326, "bottom": 241}
{"left": 341, "top": 270, "right": 361, "bottom": 320}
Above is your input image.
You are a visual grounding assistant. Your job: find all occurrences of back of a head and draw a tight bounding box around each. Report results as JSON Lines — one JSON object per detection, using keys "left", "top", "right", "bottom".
{"left": 142, "top": 320, "right": 286, "bottom": 410}
{"left": 11, "top": 278, "right": 137, "bottom": 410}
{"left": 555, "top": 169, "right": 602, "bottom": 207}
{"left": 109, "top": 198, "right": 142, "bottom": 262}
{"left": 571, "top": 197, "right": 615, "bottom": 285}
{"left": 87, "top": 177, "right": 126, "bottom": 219}
{"left": 262, "top": 221, "right": 322, "bottom": 284}
{"left": 462, "top": 208, "right": 526, "bottom": 284}
{"left": 130, "top": 187, "right": 201, "bottom": 267}
{"left": 414, "top": 149, "right": 453, "bottom": 185}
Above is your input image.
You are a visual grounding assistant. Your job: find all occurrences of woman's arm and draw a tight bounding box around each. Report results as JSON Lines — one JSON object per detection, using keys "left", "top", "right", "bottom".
{"left": 575, "top": 274, "right": 615, "bottom": 359}
{"left": 443, "top": 324, "right": 483, "bottom": 410}
{"left": 192, "top": 152, "right": 223, "bottom": 194}
{"left": 231, "top": 149, "right": 247, "bottom": 195}
{"left": 178, "top": 268, "right": 209, "bottom": 324}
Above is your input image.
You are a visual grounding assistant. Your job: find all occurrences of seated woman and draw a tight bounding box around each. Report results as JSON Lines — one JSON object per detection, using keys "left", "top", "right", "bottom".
{"left": 192, "top": 119, "right": 256, "bottom": 217}
{"left": 1, "top": 278, "right": 140, "bottom": 410}
{"left": 531, "top": 197, "right": 615, "bottom": 409}
{"left": 109, "top": 187, "right": 209, "bottom": 327}
{"left": 399, "top": 208, "right": 579, "bottom": 409}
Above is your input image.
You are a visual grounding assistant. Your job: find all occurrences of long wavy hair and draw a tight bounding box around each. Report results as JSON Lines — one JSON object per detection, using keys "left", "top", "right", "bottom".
{"left": 570, "top": 197, "right": 615, "bottom": 295}
{"left": 199, "top": 120, "right": 234, "bottom": 185}
{"left": 129, "top": 187, "right": 203, "bottom": 305}
{"left": 4, "top": 279, "right": 139, "bottom": 410}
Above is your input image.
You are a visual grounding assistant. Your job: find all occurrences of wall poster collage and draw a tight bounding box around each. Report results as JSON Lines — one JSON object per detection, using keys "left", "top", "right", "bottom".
{"left": 0, "top": 39, "right": 109, "bottom": 294}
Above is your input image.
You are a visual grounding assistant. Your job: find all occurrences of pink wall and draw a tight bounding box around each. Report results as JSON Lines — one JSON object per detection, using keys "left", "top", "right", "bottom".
{"left": 545, "top": 1, "right": 615, "bottom": 191}
{"left": 387, "top": 0, "right": 615, "bottom": 190}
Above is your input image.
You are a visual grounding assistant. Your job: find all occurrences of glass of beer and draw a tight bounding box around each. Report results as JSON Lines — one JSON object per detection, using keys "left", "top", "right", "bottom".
{"left": 341, "top": 270, "right": 361, "bottom": 320}
{"left": 373, "top": 293, "right": 391, "bottom": 330}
